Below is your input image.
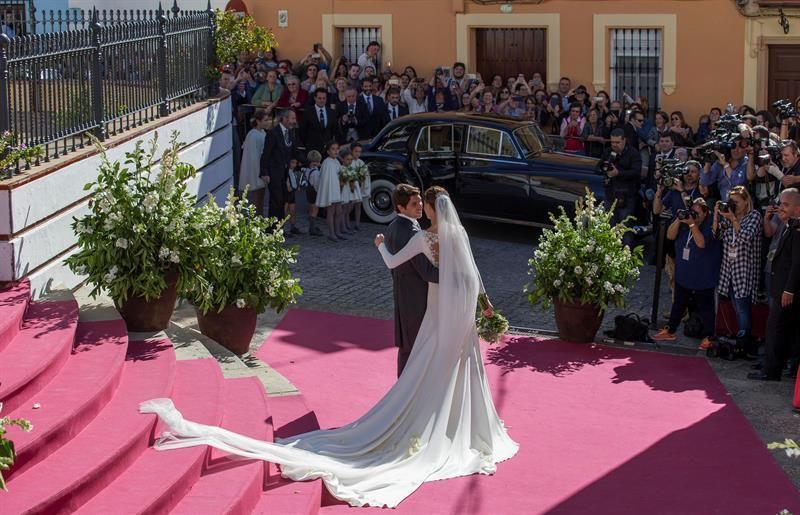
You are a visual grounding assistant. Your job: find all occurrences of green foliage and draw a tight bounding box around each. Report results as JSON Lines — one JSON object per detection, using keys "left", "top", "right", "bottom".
{"left": 182, "top": 188, "right": 302, "bottom": 315}
{"left": 476, "top": 311, "right": 509, "bottom": 344}
{"left": 213, "top": 9, "right": 277, "bottom": 67}
{"left": 525, "top": 190, "right": 643, "bottom": 311}
{"left": 64, "top": 132, "right": 203, "bottom": 304}
{"left": 0, "top": 403, "right": 33, "bottom": 491}
{"left": 0, "top": 131, "right": 44, "bottom": 178}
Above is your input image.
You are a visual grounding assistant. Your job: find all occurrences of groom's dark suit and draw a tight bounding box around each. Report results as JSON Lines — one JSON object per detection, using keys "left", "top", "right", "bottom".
{"left": 386, "top": 215, "right": 439, "bottom": 378}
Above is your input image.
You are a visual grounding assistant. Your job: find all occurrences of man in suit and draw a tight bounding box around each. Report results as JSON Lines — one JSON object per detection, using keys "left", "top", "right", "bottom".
{"left": 596, "top": 128, "right": 643, "bottom": 248}
{"left": 357, "top": 77, "right": 387, "bottom": 140}
{"left": 301, "top": 88, "right": 335, "bottom": 154}
{"left": 385, "top": 88, "right": 408, "bottom": 125}
{"left": 384, "top": 184, "right": 439, "bottom": 377}
{"left": 260, "top": 109, "right": 297, "bottom": 231}
{"left": 750, "top": 188, "right": 800, "bottom": 381}
{"left": 336, "top": 87, "right": 368, "bottom": 144}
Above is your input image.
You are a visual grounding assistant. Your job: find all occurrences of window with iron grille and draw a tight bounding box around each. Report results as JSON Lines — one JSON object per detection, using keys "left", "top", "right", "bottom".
{"left": 609, "top": 28, "right": 662, "bottom": 113}
{"left": 339, "top": 27, "right": 381, "bottom": 68}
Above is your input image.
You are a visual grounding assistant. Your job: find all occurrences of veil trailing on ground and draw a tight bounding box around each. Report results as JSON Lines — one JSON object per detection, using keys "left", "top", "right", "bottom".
{"left": 139, "top": 192, "right": 518, "bottom": 508}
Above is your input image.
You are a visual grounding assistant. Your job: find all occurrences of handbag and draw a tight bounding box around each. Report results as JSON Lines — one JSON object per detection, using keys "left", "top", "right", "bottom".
{"left": 606, "top": 313, "right": 652, "bottom": 342}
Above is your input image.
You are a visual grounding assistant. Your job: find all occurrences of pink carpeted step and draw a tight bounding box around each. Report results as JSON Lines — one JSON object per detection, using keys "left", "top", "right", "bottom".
{"left": 6, "top": 319, "right": 128, "bottom": 479}
{"left": 171, "top": 376, "right": 271, "bottom": 515}
{"left": 0, "top": 278, "right": 30, "bottom": 353}
{"left": 0, "top": 300, "right": 79, "bottom": 414}
{"left": 4, "top": 339, "right": 176, "bottom": 515}
{"left": 253, "top": 394, "right": 322, "bottom": 515}
{"left": 76, "top": 358, "right": 224, "bottom": 515}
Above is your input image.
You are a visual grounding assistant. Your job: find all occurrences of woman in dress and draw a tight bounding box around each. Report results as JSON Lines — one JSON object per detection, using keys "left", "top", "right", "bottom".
{"left": 338, "top": 148, "right": 360, "bottom": 234}
{"left": 352, "top": 142, "right": 369, "bottom": 231}
{"left": 139, "top": 187, "right": 518, "bottom": 509}
{"left": 237, "top": 109, "right": 270, "bottom": 216}
{"left": 316, "top": 141, "right": 345, "bottom": 242}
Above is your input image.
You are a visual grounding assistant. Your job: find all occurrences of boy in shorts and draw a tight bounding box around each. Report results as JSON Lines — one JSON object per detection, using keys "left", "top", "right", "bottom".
{"left": 302, "top": 150, "right": 323, "bottom": 236}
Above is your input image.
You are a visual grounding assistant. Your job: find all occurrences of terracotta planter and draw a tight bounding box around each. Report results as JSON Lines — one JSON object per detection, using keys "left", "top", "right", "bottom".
{"left": 196, "top": 304, "right": 257, "bottom": 355}
{"left": 116, "top": 271, "right": 179, "bottom": 332}
{"left": 553, "top": 299, "right": 604, "bottom": 343}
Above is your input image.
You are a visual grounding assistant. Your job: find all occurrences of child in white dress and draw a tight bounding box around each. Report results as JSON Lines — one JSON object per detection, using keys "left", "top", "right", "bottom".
{"left": 302, "top": 150, "right": 323, "bottom": 236}
{"left": 338, "top": 148, "right": 359, "bottom": 234}
{"left": 352, "top": 142, "right": 369, "bottom": 230}
{"left": 316, "top": 142, "right": 345, "bottom": 242}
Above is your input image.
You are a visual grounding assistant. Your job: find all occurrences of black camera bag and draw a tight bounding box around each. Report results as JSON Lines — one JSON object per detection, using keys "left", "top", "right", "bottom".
{"left": 609, "top": 313, "right": 651, "bottom": 342}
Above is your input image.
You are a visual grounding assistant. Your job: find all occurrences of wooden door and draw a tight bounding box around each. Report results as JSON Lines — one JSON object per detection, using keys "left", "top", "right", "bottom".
{"left": 768, "top": 45, "right": 800, "bottom": 108}
{"left": 475, "top": 28, "right": 546, "bottom": 84}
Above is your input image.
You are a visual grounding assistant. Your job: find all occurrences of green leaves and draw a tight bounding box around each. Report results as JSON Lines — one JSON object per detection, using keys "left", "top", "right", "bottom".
{"left": 213, "top": 10, "right": 277, "bottom": 68}
{"left": 0, "top": 131, "right": 44, "bottom": 179}
{"left": 65, "top": 131, "right": 201, "bottom": 303}
{"left": 0, "top": 403, "right": 32, "bottom": 491}
{"left": 525, "top": 190, "right": 643, "bottom": 311}
{"left": 181, "top": 188, "right": 302, "bottom": 315}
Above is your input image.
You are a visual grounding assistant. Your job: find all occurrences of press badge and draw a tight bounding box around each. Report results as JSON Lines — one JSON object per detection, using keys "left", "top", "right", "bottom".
{"left": 729, "top": 249, "right": 738, "bottom": 260}
{"left": 682, "top": 247, "right": 691, "bottom": 261}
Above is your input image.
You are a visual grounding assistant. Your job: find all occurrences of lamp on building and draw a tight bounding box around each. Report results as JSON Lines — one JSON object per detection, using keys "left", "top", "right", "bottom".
{"left": 779, "top": 8, "right": 790, "bottom": 34}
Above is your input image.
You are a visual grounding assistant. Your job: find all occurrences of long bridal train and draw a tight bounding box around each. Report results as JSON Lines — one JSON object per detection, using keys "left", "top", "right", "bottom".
{"left": 139, "top": 195, "right": 518, "bottom": 508}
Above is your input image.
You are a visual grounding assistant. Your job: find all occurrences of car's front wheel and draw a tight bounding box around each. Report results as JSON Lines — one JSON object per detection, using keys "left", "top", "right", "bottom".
{"left": 362, "top": 177, "right": 398, "bottom": 224}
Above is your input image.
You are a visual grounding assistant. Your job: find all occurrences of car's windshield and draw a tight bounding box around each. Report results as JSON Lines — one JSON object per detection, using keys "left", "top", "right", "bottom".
{"left": 513, "top": 125, "right": 547, "bottom": 157}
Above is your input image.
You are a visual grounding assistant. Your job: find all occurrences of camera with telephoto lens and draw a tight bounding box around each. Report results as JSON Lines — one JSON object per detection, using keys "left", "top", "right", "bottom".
{"left": 717, "top": 199, "right": 737, "bottom": 213}
{"left": 597, "top": 151, "right": 619, "bottom": 186}
{"left": 657, "top": 158, "right": 688, "bottom": 188}
{"left": 773, "top": 99, "right": 798, "bottom": 121}
{"left": 676, "top": 209, "right": 697, "bottom": 221}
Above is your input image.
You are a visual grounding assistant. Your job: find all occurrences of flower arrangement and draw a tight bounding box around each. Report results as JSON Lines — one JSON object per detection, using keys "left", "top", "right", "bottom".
{"left": 64, "top": 132, "right": 202, "bottom": 303}
{"left": 354, "top": 162, "right": 370, "bottom": 186}
{"left": 1, "top": 131, "right": 43, "bottom": 179}
{"left": 339, "top": 165, "right": 361, "bottom": 190}
{"left": 0, "top": 402, "right": 33, "bottom": 491}
{"left": 525, "top": 190, "right": 643, "bottom": 310}
{"left": 182, "top": 188, "right": 302, "bottom": 315}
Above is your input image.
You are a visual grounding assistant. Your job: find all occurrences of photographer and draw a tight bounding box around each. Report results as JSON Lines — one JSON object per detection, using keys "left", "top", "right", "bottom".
{"left": 700, "top": 139, "right": 749, "bottom": 203}
{"left": 713, "top": 186, "right": 763, "bottom": 344}
{"left": 652, "top": 199, "right": 721, "bottom": 346}
{"left": 653, "top": 160, "right": 702, "bottom": 218}
{"left": 779, "top": 140, "right": 800, "bottom": 188}
{"left": 596, "top": 128, "right": 643, "bottom": 247}
{"left": 749, "top": 188, "right": 800, "bottom": 381}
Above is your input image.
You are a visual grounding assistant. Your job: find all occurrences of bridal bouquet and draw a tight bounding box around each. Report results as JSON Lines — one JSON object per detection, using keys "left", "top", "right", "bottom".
{"left": 476, "top": 293, "right": 509, "bottom": 344}
{"left": 339, "top": 165, "right": 360, "bottom": 189}
{"left": 354, "top": 162, "right": 370, "bottom": 186}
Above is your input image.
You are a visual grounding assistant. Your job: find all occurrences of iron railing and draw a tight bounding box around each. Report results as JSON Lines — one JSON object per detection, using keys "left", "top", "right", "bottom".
{"left": 609, "top": 28, "right": 662, "bottom": 116}
{"left": 0, "top": 0, "right": 215, "bottom": 166}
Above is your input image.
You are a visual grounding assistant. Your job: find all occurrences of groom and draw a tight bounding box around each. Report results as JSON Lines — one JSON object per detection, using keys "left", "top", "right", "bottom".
{"left": 385, "top": 184, "right": 439, "bottom": 378}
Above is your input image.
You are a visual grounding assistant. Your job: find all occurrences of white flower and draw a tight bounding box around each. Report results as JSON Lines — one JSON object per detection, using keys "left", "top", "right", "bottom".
{"left": 159, "top": 246, "right": 171, "bottom": 260}
{"left": 115, "top": 238, "right": 128, "bottom": 249}
{"left": 143, "top": 192, "right": 159, "bottom": 212}
{"left": 98, "top": 198, "right": 111, "bottom": 213}
{"left": 235, "top": 298, "right": 246, "bottom": 308}
{"left": 75, "top": 265, "right": 87, "bottom": 275}
{"left": 553, "top": 279, "right": 562, "bottom": 287}
{"left": 574, "top": 266, "right": 583, "bottom": 275}
{"left": 231, "top": 255, "right": 242, "bottom": 265}
{"left": 585, "top": 277, "right": 593, "bottom": 286}
{"left": 605, "top": 255, "right": 613, "bottom": 264}
{"left": 787, "top": 448, "right": 800, "bottom": 458}
{"left": 614, "top": 284, "right": 625, "bottom": 293}
{"left": 408, "top": 436, "right": 422, "bottom": 456}
{"left": 169, "top": 252, "right": 180, "bottom": 263}
{"left": 559, "top": 269, "right": 565, "bottom": 277}
{"left": 604, "top": 281, "right": 614, "bottom": 293}
{"left": 103, "top": 219, "right": 114, "bottom": 231}
{"left": 110, "top": 266, "right": 119, "bottom": 275}
{"left": 584, "top": 244, "right": 594, "bottom": 253}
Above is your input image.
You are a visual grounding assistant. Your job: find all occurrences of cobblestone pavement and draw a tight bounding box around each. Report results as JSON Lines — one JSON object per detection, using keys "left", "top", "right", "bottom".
{"left": 286, "top": 205, "right": 800, "bottom": 488}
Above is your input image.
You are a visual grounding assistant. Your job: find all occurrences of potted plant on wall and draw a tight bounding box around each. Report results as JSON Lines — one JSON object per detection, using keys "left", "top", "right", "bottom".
{"left": 65, "top": 132, "right": 202, "bottom": 331}
{"left": 525, "top": 190, "right": 643, "bottom": 343}
{"left": 182, "top": 189, "right": 302, "bottom": 355}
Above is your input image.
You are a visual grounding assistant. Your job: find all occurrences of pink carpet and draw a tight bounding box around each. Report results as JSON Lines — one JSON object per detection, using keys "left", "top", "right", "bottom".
{"left": 257, "top": 309, "right": 800, "bottom": 514}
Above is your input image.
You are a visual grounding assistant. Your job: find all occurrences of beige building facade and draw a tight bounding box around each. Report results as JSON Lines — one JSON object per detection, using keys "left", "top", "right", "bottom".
{"left": 236, "top": 0, "right": 800, "bottom": 125}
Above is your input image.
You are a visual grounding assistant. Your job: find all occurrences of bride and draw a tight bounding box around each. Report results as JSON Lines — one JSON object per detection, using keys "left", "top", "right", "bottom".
{"left": 139, "top": 186, "right": 518, "bottom": 508}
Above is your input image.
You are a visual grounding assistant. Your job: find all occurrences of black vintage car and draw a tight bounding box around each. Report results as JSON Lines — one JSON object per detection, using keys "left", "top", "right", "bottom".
{"left": 359, "top": 112, "right": 605, "bottom": 226}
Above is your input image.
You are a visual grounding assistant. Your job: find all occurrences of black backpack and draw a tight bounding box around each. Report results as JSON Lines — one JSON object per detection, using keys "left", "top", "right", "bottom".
{"left": 606, "top": 313, "right": 652, "bottom": 343}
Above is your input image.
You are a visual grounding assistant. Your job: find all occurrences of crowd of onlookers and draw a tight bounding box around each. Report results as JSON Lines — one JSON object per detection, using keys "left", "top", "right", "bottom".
{"left": 219, "top": 41, "right": 800, "bottom": 402}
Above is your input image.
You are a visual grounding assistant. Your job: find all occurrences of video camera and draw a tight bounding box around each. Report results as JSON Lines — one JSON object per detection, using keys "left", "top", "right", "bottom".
{"left": 773, "top": 99, "right": 798, "bottom": 121}
{"left": 657, "top": 158, "right": 688, "bottom": 188}
{"left": 596, "top": 150, "right": 618, "bottom": 186}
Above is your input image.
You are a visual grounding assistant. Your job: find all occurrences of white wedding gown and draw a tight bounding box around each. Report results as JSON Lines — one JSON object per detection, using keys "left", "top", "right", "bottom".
{"left": 139, "top": 195, "right": 519, "bottom": 508}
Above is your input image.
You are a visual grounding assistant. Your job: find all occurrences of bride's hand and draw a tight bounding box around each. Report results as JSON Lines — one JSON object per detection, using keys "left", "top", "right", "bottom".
{"left": 374, "top": 234, "right": 385, "bottom": 248}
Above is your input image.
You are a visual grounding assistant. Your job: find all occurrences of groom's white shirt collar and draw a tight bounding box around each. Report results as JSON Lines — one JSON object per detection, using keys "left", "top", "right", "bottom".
{"left": 397, "top": 214, "right": 419, "bottom": 225}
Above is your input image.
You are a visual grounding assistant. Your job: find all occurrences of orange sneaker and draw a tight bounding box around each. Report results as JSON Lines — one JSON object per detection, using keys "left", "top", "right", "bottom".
{"left": 651, "top": 328, "right": 676, "bottom": 341}
{"left": 699, "top": 337, "right": 714, "bottom": 350}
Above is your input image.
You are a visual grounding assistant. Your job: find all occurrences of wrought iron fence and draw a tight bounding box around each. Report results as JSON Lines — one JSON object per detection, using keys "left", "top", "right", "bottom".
{"left": 609, "top": 28, "right": 662, "bottom": 117}
{"left": 0, "top": 1, "right": 215, "bottom": 166}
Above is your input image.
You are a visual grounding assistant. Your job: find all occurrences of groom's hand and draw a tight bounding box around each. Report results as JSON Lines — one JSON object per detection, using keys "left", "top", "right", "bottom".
{"left": 374, "top": 234, "right": 385, "bottom": 248}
